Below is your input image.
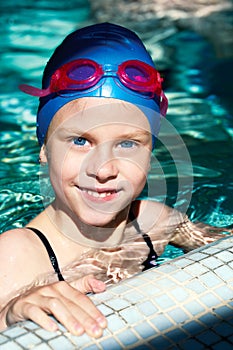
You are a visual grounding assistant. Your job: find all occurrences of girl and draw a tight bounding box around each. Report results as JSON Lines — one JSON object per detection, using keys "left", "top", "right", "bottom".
{"left": 0, "top": 22, "right": 229, "bottom": 338}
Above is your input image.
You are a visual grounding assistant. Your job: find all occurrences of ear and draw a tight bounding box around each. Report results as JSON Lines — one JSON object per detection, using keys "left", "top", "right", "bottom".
{"left": 39, "top": 144, "right": 48, "bottom": 164}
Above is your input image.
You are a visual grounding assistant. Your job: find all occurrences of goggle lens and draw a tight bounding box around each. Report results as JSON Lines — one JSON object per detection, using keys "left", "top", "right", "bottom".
{"left": 54, "top": 60, "right": 103, "bottom": 91}
{"left": 124, "top": 64, "right": 150, "bottom": 84}
{"left": 67, "top": 62, "right": 97, "bottom": 81}
{"left": 124, "top": 65, "right": 148, "bottom": 83}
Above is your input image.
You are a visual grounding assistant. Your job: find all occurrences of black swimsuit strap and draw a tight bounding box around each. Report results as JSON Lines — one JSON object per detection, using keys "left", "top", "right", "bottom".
{"left": 128, "top": 210, "right": 159, "bottom": 270}
{"left": 27, "top": 209, "right": 157, "bottom": 279}
{"left": 27, "top": 227, "right": 64, "bottom": 281}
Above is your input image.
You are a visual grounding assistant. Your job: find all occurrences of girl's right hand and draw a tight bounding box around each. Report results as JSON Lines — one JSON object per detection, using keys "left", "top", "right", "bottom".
{"left": 1, "top": 275, "right": 107, "bottom": 338}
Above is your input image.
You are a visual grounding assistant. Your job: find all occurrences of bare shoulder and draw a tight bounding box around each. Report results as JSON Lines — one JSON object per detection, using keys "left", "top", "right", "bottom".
{"left": 0, "top": 228, "right": 52, "bottom": 304}
{"left": 137, "top": 200, "right": 171, "bottom": 216}
{"left": 0, "top": 227, "right": 42, "bottom": 274}
{"left": 0, "top": 227, "right": 35, "bottom": 261}
{"left": 133, "top": 199, "right": 182, "bottom": 231}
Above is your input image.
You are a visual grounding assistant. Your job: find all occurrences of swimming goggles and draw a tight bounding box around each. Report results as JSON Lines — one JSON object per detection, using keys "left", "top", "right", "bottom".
{"left": 19, "top": 58, "right": 168, "bottom": 115}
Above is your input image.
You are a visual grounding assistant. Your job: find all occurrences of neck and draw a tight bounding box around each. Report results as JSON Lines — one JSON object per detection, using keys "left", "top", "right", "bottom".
{"left": 45, "top": 201, "right": 131, "bottom": 248}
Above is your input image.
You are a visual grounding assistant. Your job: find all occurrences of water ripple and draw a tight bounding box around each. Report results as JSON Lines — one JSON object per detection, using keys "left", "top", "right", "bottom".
{"left": 0, "top": 0, "right": 232, "bottom": 240}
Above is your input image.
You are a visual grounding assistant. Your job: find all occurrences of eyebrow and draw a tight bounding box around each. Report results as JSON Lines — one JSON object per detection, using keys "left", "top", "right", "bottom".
{"left": 57, "top": 127, "right": 88, "bottom": 135}
{"left": 58, "top": 128, "right": 151, "bottom": 139}
{"left": 114, "top": 130, "right": 151, "bottom": 140}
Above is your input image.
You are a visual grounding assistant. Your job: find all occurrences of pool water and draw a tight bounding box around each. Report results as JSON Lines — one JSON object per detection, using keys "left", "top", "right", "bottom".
{"left": 0, "top": 0, "right": 232, "bottom": 264}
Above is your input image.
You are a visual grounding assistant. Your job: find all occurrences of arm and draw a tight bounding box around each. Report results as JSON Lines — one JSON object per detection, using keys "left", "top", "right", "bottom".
{"left": 134, "top": 200, "right": 231, "bottom": 256}
{"left": 0, "top": 230, "right": 107, "bottom": 337}
{"left": 0, "top": 277, "right": 107, "bottom": 337}
{"left": 169, "top": 215, "right": 231, "bottom": 252}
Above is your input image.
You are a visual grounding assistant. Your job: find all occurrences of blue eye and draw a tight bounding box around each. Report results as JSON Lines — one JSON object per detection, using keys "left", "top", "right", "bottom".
{"left": 119, "top": 140, "right": 136, "bottom": 148}
{"left": 73, "top": 137, "right": 87, "bottom": 146}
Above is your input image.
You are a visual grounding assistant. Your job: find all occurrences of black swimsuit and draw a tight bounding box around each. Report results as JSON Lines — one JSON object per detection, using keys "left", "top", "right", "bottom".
{"left": 128, "top": 210, "right": 159, "bottom": 271}
{"left": 28, "top": 219, "right": 158, "bottom": 281}
{"left": 28, "top": 227, "right": 65, "bottom": 281}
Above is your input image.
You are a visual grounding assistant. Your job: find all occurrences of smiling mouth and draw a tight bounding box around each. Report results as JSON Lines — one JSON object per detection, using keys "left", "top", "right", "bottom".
{"left": 78, "top": 186, "right": 119, "bottom": 200}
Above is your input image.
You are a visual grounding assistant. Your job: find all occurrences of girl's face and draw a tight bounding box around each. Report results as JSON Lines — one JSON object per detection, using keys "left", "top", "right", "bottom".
{"left": 42, "top": 98, "right": 152, "bottom": 227}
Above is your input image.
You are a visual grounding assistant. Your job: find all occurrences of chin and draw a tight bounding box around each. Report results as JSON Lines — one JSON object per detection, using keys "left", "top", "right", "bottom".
{"left": 80, "top": 212, "right": 119, "bottom": 228}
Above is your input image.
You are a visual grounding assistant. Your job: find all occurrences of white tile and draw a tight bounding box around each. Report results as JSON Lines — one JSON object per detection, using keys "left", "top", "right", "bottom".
{"left": 117, "top": 329, "right": 139, "bottom": 347}
{"left": 104, "top": 297, "right": 131, "bottom": 311}
{"left": 16, "top": 333, "right": 41, "bottom": 347}
{"left": 119, "top": 306, "right": 145, "bottom": 325}
{"left": 106, "top": 314, "right": 126, "bottom": 333}
{"left": 150, "top": 314, "right": 174, "bottom": 331}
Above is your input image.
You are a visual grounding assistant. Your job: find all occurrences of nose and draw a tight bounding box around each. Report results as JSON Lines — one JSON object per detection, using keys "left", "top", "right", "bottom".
{"left": 86, "top": 143, "right": 119, "bottom": 182}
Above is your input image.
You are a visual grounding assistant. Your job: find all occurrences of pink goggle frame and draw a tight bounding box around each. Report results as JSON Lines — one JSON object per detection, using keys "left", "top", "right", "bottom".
{"left": 19, "top": 58, "right": 168, "bottom": 115}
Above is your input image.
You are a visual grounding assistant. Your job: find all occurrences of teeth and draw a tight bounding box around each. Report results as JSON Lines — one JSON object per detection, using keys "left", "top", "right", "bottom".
{"left": 85, "top": 189, "right": 114, "bottom": 198}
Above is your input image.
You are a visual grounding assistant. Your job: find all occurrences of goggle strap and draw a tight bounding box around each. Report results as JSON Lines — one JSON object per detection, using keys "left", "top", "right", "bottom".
{"left": 19, "top": 84, "right": 51, "bottom": 97}
{"left": 160, "top": 91, "right": 168, "bottom": 117}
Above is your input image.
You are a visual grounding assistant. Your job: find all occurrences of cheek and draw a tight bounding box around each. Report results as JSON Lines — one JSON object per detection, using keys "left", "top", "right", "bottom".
{"left": 48, "top": 147, "right": 81, "bottom": 185}
{"left": 128, "top": 169, "right": 147, "bottom": 199}
{"left": 121, "top": 155, "right": 150, "bottom": 190}
{"left": 122, "top": 148, "right": 151, "bottom": 177}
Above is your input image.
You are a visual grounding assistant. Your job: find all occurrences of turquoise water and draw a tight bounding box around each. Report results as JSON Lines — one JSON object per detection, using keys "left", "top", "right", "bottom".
{"left": 0, "top": 1, "right": 232, "bottom": 262}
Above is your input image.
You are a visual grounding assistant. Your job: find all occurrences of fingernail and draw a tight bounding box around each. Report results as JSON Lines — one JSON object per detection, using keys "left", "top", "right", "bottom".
{"left": 91, "top": 279, "right": 106, "bottom": 291}
{"left": 74, "top": 323, "right": 84, "bottom": 335}
{"left": 49, "top": 321, "right": 58, "bottom": 332}
{"left": 92, "top": 325, "right": 102, "bottom": 337}
{"left": 97, "top": 316, "right": 107, "bottom": 328}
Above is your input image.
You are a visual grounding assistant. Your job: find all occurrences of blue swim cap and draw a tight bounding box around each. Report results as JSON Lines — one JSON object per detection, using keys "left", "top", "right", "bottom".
{"left": 36, "top": 23, "right": 167, "bottom": 146}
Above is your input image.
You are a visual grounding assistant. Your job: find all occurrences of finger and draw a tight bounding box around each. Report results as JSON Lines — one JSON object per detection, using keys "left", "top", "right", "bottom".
{"left": 71, "top": 275, "right": 106, "bottom": 294}
{"left": 86, "top": 277, "right": 106, "bottom": 293}
{"left": 43, "top": 295, "right": 106, "bottom": 337}
{"left": 11, "top": 289, "right": 85, "bottom": 336}
{"left": 22, "top": 303, "right": 58, "bottom": 332}
{"left": 56, "top": 283, "right": 107, "bottom": 331}
{"left": 42, "top": 296, "right": 86, "bottom": 335}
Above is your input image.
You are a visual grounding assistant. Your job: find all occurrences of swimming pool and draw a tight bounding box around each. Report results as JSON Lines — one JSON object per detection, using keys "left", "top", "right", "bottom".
{"left": 0, "top": 0, "right": 232, "bottom": 264}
